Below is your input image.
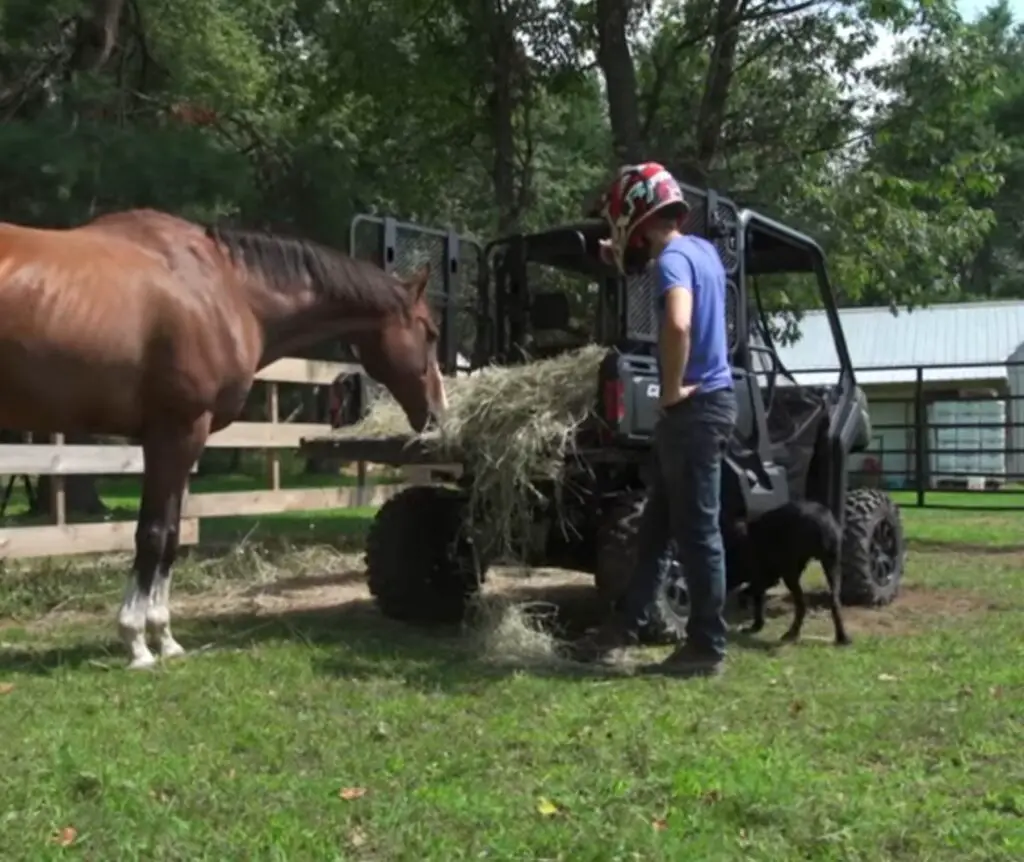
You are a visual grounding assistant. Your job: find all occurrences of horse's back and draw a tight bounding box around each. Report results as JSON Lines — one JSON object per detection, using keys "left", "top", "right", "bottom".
{"left": 0, "top": 210, "right": 258, "bottom": 435}
{"left": 0, "top": 208, "right": 234, "bottom": 315}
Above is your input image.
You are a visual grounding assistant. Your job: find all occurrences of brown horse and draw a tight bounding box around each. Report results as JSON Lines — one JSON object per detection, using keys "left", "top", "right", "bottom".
{"left": 0, "top": 208, "right": 446, "bottom": 669}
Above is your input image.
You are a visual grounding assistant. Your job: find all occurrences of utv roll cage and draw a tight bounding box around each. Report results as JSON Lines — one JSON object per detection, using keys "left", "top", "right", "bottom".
{"left": 479, "top": 207, "right": 865, "bottom": 521}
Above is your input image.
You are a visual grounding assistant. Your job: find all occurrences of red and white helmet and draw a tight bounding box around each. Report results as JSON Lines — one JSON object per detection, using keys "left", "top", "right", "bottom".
{"left": 599, "top": 162, "right": 688, "bottom": 272}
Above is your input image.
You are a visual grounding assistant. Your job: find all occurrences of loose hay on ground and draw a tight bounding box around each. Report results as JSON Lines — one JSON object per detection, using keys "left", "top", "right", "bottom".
{"left": 466, "top": 594, "right": 567, "bottom": 668}
{"left": 464, "top": 592, "right": 635, "bottom": 675}
{"left": 333, "top": 346, "right": 608, "bottom": 558}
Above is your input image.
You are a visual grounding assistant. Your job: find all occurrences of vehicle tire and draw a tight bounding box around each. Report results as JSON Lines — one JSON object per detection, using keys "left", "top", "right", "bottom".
{"left": 594, "top": 490, "right": 689, "bottom": 637}
{"left": 366, "top": 485, "right": 488, "bottom": 625}
{"left": 840, "top": 488, "right": 905, "bottom": 607}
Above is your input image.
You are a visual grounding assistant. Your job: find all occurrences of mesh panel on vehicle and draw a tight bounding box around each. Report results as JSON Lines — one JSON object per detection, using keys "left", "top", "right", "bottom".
{"left": 725, "top": 278, "right": 740, "bottom": 352}
{"left": 626, "top": 270, "right": 740, "bottom": 353}
{"left": 624, "top": 194, "right": 741, "bottom": 344}
{"left": 350, "top": 218, "right": 383, "bottom": 267}
{"left": 625, "top": 266, "right": 657, "bottom": 342}
{"left": 349, "top": 217, "right": 482, "bottom": 366}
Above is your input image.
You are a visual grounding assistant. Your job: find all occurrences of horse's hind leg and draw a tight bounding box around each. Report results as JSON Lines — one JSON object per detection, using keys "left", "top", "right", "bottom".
{"left": 118, "top": 420, "right": 208, "bottom": 669}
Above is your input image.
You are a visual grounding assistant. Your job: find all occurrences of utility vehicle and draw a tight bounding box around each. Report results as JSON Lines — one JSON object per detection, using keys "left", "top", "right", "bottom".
{"left": 300, "top": 189, "right": 906, "bottom": 631}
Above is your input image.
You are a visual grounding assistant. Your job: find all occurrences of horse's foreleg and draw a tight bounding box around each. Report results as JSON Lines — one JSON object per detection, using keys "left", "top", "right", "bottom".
{"left": 146, "top": 480, "right": 188, "bottom": 660}
{"left": 119, "top": 501, "right": 165, "bottom": 670}
{"left": 119, "top": 419, "right": 209, "bottom": 670}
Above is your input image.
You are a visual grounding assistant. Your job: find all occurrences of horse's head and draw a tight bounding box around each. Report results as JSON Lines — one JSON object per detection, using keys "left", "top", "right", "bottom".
{"left": 352, "top": 263, "right": 447, "bottom": 433}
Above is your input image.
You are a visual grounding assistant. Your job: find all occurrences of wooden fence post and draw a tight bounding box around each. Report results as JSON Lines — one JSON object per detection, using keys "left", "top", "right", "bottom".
{"left": 266, "top": 382, "right": 281, "bottom": 491}
{"left": 356, "top": 459, "right": 367, "bottom": 506}
{"left": 50, "top": 432, "right": 67, "bottom": 527}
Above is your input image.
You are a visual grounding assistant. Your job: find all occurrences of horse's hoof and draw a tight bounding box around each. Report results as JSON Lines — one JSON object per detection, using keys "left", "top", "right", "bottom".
{"left": 779, "top": 631, "right": 800, "bottom": 644}
{"left": 159, "top": 639, "right": 186, "bottom": 660}
{"left": 127, "top": 653, "right": 158, "bottom": 671}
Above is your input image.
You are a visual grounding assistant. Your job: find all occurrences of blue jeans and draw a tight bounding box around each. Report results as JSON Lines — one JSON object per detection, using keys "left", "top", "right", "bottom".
{"left": 622, "top": 388, "right": 737, "bottom": 658}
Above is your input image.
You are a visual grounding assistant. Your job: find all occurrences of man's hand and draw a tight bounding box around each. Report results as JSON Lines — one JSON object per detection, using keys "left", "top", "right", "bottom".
{"left": 659, "top": 382, "right": 699, "bottom": 411}
{"left": 598, "top": 237, "right": 614, "bottom": 266}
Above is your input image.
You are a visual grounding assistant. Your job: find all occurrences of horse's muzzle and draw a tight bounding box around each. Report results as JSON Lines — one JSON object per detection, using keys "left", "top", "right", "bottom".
{"left": 424, "top": 407, "right": 444, "bottom": 432}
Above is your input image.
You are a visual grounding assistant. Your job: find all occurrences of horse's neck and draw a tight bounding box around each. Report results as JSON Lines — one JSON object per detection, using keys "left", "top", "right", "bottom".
{"left": 253, "top": 288, "right": 385, "bottom": 370}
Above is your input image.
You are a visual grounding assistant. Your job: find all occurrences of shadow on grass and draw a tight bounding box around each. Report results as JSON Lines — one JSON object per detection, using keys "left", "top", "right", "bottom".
{"left": 0, "top": 580, "right": 830, "bottom": 688}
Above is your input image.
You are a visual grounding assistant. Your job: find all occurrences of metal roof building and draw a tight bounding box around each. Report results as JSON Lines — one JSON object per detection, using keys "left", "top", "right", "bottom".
{"left": 777, "top": 299, "right": 1024, "bottom": 387}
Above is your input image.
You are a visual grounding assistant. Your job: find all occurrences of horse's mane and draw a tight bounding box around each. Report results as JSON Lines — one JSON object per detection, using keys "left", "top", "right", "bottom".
{"left": 205, "top": 226, "right": 408, "bottom": 314}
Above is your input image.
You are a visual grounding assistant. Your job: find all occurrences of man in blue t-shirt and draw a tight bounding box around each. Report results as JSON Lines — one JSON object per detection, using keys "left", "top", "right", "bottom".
{"left": 578, "top": 163, "right": 738, "bottom": 677}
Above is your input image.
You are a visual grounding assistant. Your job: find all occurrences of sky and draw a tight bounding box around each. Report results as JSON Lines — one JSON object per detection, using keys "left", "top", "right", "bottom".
{"left": 863, "top": 0, "right": 1020, "bottom": 77}
{"left": 958, "top": 0, "right": 1022, "bottom": 19}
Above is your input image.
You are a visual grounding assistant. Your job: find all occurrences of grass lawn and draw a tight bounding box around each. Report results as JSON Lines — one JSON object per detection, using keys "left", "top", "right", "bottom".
{"left": 0, "top": 502, "right": 1022, "bottom": 860}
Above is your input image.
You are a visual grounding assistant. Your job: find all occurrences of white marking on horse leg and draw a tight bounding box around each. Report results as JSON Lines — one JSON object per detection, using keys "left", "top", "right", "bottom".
{"left": 117, "top": 577, "right": 156, "bottom": 670}
{"left": 147, "top": 575, "right": 185, "bottom": 660}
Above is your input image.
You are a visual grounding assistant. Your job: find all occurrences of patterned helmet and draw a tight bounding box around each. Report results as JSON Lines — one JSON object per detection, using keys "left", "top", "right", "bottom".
{"left": 599, "top": 162, "right": 688, "bottom": 272}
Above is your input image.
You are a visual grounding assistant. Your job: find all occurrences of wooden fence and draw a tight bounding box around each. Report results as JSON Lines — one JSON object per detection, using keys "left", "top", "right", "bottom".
{"left": 0, "top": 358, "right": 410, "bottom": 560}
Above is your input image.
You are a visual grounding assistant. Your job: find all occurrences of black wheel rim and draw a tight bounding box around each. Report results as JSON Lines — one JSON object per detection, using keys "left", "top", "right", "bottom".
{"left": 870, "top": 517, "right": 900, "bottom": 587}
{"left": 662, "top": 560, "right": 690, "bottom": 620}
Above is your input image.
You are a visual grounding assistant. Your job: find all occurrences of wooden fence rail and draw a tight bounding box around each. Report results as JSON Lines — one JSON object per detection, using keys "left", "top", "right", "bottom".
{"left": 0, "top": 357, "right": 409, "bottom": 560}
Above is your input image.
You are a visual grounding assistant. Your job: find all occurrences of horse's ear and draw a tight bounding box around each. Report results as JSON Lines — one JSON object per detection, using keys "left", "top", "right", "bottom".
{"left": 402, "top": 263, "right": 430, "bottom": 301}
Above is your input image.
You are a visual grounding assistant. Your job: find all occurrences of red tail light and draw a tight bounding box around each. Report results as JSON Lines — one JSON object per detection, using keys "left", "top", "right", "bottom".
{"left": 603, "top": 379, "right": 625, "bottom": 424}
{"left": 327, "top": 386, "right": 342, "bottom": 428}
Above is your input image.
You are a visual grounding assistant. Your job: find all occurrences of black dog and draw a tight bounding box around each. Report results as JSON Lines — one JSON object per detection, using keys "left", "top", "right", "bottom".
{"left": 723, "top": 500, "right": 851, "bottom": 646}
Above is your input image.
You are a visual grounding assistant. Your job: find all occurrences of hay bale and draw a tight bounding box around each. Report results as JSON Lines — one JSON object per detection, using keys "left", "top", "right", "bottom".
{"left": 332, "top": 345, "right": 608, "bottom": 558}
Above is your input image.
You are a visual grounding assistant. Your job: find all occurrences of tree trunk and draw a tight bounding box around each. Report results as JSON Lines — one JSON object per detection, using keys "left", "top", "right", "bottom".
{"left": 70, "top": 0, "right": 128, "bottom": 72}
{"left": 595, "top": 0, "right": 643, "bottom": 165}
{"left": 29, "top": 434, "right": 108, "bottom": 518}
{"left": 481, "top": 0, "right": 524, "bottom": 234}
{"left": 693, "top": 0, "right": 743, "bottom": 175}
{"left": 304, "top": 385, "right": 338, "bottom": 474}
{"left": 32, "top": 474, "right": 109, "bottom": 518}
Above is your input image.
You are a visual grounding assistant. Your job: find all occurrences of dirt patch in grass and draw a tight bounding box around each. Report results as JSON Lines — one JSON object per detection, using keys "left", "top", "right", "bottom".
{"left": 5, "top": 553, "right": 1000, "bottom": 650}
{"left": 855, "top": 582, "right": 1005, "bottom": 632}
{"left": 489, "top": 566, "right": 1000, "bottom": 641}
{"left": 753, "top": 582, "right": 1000, "bottom": 639}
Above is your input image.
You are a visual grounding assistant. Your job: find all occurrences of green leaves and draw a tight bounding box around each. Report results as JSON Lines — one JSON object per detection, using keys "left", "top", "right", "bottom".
{"left": 0, "top": 0, "right": 1016, "bottom": 313}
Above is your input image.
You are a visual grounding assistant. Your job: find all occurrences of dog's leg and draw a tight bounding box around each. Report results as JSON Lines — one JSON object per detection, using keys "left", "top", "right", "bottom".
{"left": 823, "top": 562, "right": 852, "bottom": 646}
{"left": 742, "top": 588, "right": 767, "bottom": 634}
{"left": 780, "top": 572, "right": 806, "bottom": 643}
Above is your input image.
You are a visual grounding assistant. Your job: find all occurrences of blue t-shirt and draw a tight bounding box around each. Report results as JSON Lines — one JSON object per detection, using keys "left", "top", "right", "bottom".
{"left": 655, "top": 235, "right": 733, "bottom": 393}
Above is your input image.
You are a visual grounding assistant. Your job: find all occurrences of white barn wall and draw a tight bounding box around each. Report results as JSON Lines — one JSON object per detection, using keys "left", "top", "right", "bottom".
{"left": 864, "top": 396, "right": 914, "bottom": 485}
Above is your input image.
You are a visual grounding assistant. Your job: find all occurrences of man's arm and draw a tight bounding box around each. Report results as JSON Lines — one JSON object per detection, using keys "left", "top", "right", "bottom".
{"left": 657, "top": 249, "right": 694, "bottom": 402}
